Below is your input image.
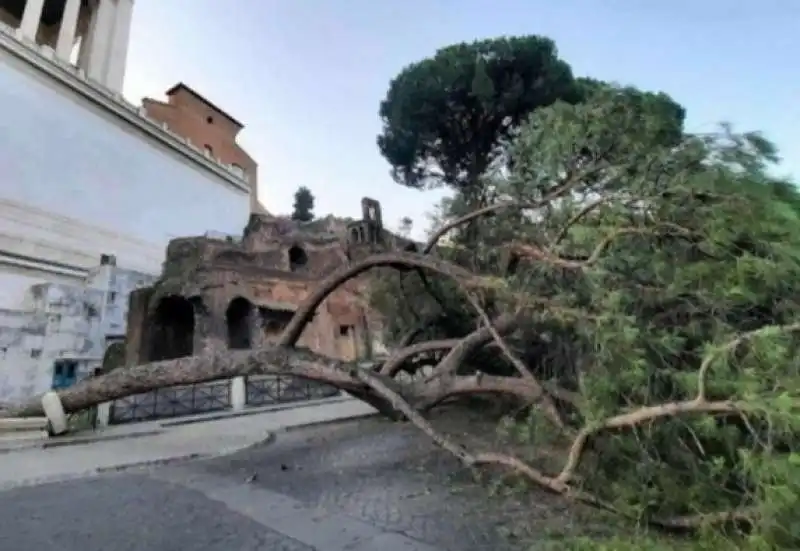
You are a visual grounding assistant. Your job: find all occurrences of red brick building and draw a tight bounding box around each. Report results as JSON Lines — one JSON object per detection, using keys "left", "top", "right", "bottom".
{"left": 142, "top": 83, "right": 266, "bottom": 214}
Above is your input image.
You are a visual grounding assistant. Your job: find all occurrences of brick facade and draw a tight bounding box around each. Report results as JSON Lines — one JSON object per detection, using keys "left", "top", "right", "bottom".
{"left": 124, "top": 199, "right": 415, "bottom": 367}
{"left": 142, "top": 83, "right": 265, "bottom": 213}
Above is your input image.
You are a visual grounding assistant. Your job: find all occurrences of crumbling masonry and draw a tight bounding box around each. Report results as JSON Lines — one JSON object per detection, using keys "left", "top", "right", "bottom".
{"left": 123, "top": 198, "right": 415, "bottom": 366}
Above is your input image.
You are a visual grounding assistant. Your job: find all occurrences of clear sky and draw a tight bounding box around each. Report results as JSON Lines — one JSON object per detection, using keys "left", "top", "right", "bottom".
{"left": 123, "top": 0, "right": 799, "bottom": 238}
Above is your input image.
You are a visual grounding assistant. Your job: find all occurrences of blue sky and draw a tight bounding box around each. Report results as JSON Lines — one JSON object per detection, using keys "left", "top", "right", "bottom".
{"left": 123, "top": 0, "right": 799, "bottom": 238}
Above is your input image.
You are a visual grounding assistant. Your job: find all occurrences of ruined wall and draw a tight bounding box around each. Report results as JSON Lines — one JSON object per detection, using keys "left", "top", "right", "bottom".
{"left": 125, "top": 198, "right": 411, "bottom": 368}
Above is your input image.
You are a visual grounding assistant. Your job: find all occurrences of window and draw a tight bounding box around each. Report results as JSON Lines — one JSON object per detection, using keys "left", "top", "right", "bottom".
{"left": 204, "top": 145, "right": 214, "bottom": 157}
{"left": 109, "top": 291, "right": 117, "bottom": 304}
{"left": 30, "top": 348, "right": 42, "bottom": 358}
{"left": 338, "top": 325, "right": 352, "bottom": 337}
{"left": 53, "top": 360, "right": 78, "bottom": 378}
{"left": 206, "top": 116, "right": 214, "bottom": 124}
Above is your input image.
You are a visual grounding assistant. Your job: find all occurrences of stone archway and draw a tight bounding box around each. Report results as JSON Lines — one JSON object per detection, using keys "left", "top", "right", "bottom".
{"left": 226, "top": 296, "right": 253, "bottom": 349}
{"left": 100, "top": 340, "right": 126, "bottom": 374}
{"left": 147, "top": 295, "right": 195, "bottom": 362}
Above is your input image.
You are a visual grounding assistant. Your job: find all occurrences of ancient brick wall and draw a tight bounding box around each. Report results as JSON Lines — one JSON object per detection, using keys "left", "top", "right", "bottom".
{"left": 125, "top": 198, "right": 414, "bottom": 367}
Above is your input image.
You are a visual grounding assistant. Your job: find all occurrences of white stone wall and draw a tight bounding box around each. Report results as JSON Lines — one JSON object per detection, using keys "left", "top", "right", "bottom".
{"left": 0, "top": 265, "right": 156, "bottom": 405}
{"left": 0, "top": 37, "right": 251, "bottom": 278}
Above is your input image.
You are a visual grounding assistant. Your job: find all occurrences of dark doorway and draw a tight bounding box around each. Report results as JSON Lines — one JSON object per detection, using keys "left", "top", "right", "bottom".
{"left": 148, "top": 296, "right": 195, "bottom": 361}
{"left": 288, "top": 245, "right": 308, "bottom": 271}
{"left": 226, "top": 297, "right": 253, "bottom": 349}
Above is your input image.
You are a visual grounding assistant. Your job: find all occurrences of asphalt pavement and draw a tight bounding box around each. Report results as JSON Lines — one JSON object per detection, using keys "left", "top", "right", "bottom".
{"left": 0, "top": 472, "right": 315, "bottom": 551}
{"left": 0, "top": 416, "right": 583, "bottom": 551}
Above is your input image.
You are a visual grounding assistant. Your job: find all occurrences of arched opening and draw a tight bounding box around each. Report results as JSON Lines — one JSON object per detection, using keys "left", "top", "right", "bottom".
{"left": 226, "top": 297, "right": 253, "bottom": 349}
{"left": 288, "top": 245, "right": 308, "bottom": 271}
{"left": 100, "top": 340, "right": 127, "bottom": 375}
{"left": 148, "top": 296, "right": 195, "bottom": 362}
{"left": 349, "top": 227, "right": 360, "bottom": 243}
{"left": 337, "top": 324, "right": 357, "bottom": 360}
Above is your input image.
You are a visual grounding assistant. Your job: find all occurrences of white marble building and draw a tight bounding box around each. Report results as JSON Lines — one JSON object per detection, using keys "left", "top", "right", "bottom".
{"left": 0, "top": 0, "right": 253, "bottom": 403}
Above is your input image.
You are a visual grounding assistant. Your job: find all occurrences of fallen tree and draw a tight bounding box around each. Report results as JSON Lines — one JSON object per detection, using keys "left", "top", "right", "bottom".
{"left": 5, "top": 87, "right": 800, "bottom": 549}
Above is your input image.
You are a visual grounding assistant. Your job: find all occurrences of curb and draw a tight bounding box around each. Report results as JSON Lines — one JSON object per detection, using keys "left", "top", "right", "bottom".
{"left": 95, "top": 431, "right": 279, "bottom": 473}
{"left": 279, "top": 410, "right": 381, "bottom": 433}
{"left": 160, "top": 395, "right": 350, "bottom": 428}
{"left": 94, "top": 452, "right": 211, "bottom": 473}
{"left": 42, "top": 429, "right": 163, "bottom": 449}
{"left": 0, "top": 433, "right": 278, "bottom": 491}
{"left": 0, "top": 428, "right": 163, "bottom": 455}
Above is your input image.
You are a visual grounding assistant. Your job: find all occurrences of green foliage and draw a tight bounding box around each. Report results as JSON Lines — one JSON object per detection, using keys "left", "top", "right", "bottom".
{"left": 373, "top": 77, "right": 800, "bottom": 548}
{"left": 397, "top": 216, "right": 414, "bottom": 237}
{"left": 291, "top": 186, "right": 315, "bottom": 222}
{"left": 501, "top": 97, "right": 800, "bottom": 548}
{"left": 377, "top": 35, "right": 578, "bottom": 197}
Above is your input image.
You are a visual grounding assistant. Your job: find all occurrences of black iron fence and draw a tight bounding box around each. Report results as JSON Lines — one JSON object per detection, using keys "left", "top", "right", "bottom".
{"left": 109, "top": 380, "right": 231, "bottom": 424}
{"left": 245, "top": 375, "right": 339, "bottom": 407}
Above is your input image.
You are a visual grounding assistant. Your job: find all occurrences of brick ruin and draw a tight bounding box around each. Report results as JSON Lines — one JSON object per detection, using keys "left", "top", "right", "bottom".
{"left": 123, "top": 198, "right": 416, "bottom": 367}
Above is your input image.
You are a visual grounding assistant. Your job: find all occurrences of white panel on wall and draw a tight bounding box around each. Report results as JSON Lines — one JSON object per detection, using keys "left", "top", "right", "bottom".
{"left": 0, "top": 53, "right": 250, "bottom": 273}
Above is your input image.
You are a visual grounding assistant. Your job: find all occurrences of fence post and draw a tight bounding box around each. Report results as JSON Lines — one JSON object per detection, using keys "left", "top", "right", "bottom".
{"left": 96, "top": 402, "right": 111, "bottom": 427}
{"left": 231, "top": 377, "right": 246, "bottom": 411}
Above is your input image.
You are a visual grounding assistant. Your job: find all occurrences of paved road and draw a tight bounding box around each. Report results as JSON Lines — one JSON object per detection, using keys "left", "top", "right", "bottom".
{"left": 193, "top": 417, "right": 582, "bottom": 550}
{"left": 0, "top": 473, "right": 314, "bottom": 551}
{"left": 0, "top": 417, "right": 583, "bottom": 550}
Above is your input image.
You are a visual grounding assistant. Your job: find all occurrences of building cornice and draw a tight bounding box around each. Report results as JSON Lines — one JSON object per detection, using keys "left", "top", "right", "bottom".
{"left": 0, "top": 24, "right": 250, "bottom": 196}
{"left": 0, "top": 249, "right": 89, "bottom": 280}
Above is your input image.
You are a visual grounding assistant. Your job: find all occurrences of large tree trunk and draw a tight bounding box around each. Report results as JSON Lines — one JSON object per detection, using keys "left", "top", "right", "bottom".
{"left": 1, "top": 347, "right": 371, "bottom": 417}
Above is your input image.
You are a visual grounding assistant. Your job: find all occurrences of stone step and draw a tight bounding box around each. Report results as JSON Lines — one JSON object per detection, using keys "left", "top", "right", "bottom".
{"left": 0, "top": 417, "right": 49, "bottom": 433}
{"left": 0, "top": 430, "right": 48, "bottom": 445}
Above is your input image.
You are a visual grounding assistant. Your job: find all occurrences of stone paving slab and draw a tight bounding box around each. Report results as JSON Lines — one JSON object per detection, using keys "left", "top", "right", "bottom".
{"left": 150, "top": 467, "right": 444, "bottom": 551}
{"left": 196, "top": 416, "right": 584, "bottom": 551}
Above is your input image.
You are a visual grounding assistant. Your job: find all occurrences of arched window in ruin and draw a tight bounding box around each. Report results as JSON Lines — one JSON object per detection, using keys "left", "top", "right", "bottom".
{"left": 147, "top": 295, "right": 195, "bottom": 362}
{"left": 226, "top": 297, "right": 253, "bottom": 350}
{"left": 288, "top": 245, "right": 308, "bottom": 272}
{"left": 100, "top": 340, "right": 126, "bottom": 375}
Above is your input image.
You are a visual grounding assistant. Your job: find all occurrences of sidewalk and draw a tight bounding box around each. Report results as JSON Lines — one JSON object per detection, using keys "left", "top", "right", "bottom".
{"left": 0, "top": 398, "right": 377, "bottom": 489}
